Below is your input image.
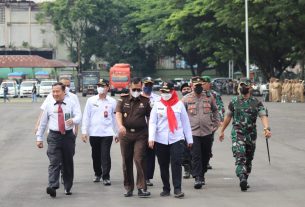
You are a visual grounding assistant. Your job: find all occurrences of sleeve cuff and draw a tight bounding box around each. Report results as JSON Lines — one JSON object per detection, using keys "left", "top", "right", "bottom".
{"left": 36, "top": 136, "right": 43, "bottom": 141}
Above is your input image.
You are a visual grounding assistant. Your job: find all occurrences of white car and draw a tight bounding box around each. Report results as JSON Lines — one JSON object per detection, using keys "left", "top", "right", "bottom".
{"left": 0, "top": 81, "right": 18, "bottom": 98}
{"left": 19, "top": 80, "right": 38, "bottom": 98}
{"left": 39, "top": 80, "right": 57, "bottom": 97}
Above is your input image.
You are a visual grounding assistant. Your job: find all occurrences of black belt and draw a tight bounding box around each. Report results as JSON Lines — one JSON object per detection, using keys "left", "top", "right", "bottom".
{"left": 49, "top": 129, "right": 73, "bottom": 134}
{"left": 126, "top": 128, "right": 146, "bottom": 133}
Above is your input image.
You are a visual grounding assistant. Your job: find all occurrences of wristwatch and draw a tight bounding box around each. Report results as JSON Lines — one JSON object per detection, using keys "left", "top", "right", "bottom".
{"left": 264, "top": 127, "right": 271, "bottom": 131}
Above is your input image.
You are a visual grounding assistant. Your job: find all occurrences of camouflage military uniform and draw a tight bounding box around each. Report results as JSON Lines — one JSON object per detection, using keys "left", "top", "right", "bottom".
{"left": 227, "top": 95, "right": 268, "bottom": 177}
{"left": 209, "top": 90, "right": 225, "bottom": 121}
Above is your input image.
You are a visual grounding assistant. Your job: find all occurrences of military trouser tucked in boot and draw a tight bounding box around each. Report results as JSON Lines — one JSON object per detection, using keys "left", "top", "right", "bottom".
{"left": 231, "top": 128, "right": 256, "bottom": 178}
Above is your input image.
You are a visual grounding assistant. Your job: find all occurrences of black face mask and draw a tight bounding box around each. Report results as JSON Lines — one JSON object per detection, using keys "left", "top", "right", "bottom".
{"left": 182, "top": 91, "right": 190, "bottom": 96}
{"left": 194, "top": 86, "right": 203, "bottom": 94}
{"left": 240, "top": 86, "right": 250, "bottom": 95}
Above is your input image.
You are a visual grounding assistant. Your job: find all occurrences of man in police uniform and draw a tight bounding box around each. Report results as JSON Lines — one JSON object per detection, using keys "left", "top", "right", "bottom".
{"left": 219, "top": 79, "right": 272, "bottom": 191}
{"left": 181, "top": 77, "right": 220, "bottom": 189}
{"left": 202, "top": 76, "right": 225, "bottom": 170}
{"left": 141, "top": 77, "right": 161, "bottom": 186}
{"left": 116, "top": 77, "right": 151, "bottom": 198}
{"left": 36, "top": 82, "right": 82, "bottom": 197}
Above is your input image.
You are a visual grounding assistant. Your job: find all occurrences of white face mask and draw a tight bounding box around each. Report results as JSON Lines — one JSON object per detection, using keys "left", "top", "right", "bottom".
{"left": 131, "top": 91, "right": 141, "bottom": 98}
{"left": 97, "top": 87, "right": 105, "bottom": 94}
{"left": 161, "top": 93, "right": 172, "bottom": 101}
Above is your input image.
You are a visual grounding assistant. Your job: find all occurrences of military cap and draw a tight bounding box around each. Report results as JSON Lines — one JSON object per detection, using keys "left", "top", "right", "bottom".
{"left": 97, "top": 78, "right": 109, "bottom": 86}
{"left": 191, "top": 76, "right": 204, "bottom": 85}
{"left": 239, "top": 78, "right": 252, "bottom": 86}
{"left": 201, "top": 76, "right": 211, "bottom": 83}
{"left": 160, "top": 81, "right": 175, "bottom": 92}
{"left": 142, "top": 77, "right": 154, "bottom": 84}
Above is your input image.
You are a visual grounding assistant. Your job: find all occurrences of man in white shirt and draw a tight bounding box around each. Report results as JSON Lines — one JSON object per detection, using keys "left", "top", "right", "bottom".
{"left": 141, "top": 77, "right": 161, "bottom": 187}
{"left": 81, "top": 79, "right": 118, "bottom": 185}
{"left": 36, "top": 82, "right": 82, "bottom": 198}
{"left": 35, "top": 77, "right": 81, "bottom": 136}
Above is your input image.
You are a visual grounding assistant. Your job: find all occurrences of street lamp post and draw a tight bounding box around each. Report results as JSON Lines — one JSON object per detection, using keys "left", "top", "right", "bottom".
{"left": 245, "top": 0, "right": 250, "bottom": 79}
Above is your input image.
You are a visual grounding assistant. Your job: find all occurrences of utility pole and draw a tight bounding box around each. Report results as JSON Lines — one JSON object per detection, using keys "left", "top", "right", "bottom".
{"left": 245, "top": 0, "right": 250, "bottom": 78}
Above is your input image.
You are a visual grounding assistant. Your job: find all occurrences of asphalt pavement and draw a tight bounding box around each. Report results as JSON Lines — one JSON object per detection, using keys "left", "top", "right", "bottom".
{"left": 0, "top": 94, "right": 304, "bottom": 207}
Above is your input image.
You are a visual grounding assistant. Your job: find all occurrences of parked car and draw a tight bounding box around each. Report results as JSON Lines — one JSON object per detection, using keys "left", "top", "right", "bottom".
{"left": 0, "top": 80, "right": 18, "bottom": 98}
{"left": 19, "top": 80, "right": 38, "bottom": 98}
{"left": 69, "top": 81, "right": 76, "bottom": 94}
{"left": 39, "top": 79, "right": 57, "bottom": 97}
{"left": 211, "top": 77, "right": 233, "bottom": 94}
{"left": 153, "top": 78, "right": 163, "bottom": 91}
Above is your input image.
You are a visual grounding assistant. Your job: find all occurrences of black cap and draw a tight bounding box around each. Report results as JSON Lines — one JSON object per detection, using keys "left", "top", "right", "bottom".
{"left": 180, "top": 83, "right": 190, "bottom": 92}
{"left": 160, "top": 81, "right": 175, "bottom": 92}
{"left": 97, "top": 78, "right": 109, "bottom": 86}
{"left": 142, "top": 77, "right": 154, "bottom": 84}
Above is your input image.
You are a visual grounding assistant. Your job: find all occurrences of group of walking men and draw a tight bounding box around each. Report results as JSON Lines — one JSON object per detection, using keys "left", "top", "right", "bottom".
{"left": 35, "top": 75, "right": 271, "bottom": 199}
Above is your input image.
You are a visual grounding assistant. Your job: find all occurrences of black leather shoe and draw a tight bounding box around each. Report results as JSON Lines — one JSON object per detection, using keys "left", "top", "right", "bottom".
{"left": 138, "top": 189, "right": 151, "bottom": 198}
{"left": 194, "top": 177, "right": 202, "bottom": 189}
{"left": 65, "top": 190, "right": 72, "bottom": 195}
{"left": 174, "top": 190, "right": 184, "bottom": 198}
{"left": 93, "top": 176, "right": 101, "bottom": 183}
{"left": 103, "top": 179, "right": 111, "bottom": 186}
{"left": 124, "top": 191, "right": 133, "bottom": 197}
{"left": 160, "top": 191, "right": 170, "bottom": 197}
{"left": 46, "top": 187, "right": 56, "bottom": 198}
{"left": 239, "top": 174, "right": 248, "bottom": 192}
{"left": 146, "top": 179, "right": 153, "bottom": 186}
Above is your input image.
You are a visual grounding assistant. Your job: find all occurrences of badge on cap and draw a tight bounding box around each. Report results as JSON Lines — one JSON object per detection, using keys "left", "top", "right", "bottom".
{"left": 124, "top": 113, "right": 127, "bottom": 117}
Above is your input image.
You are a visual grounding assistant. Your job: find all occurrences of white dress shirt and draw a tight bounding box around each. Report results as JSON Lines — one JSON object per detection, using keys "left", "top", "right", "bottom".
{"left": 41, "top": 91, "right": 81, "bottom": 113}
{"left": 81, "top": 95, "right": 118, "bottom": 137}
{"left": 36, "top": 96, "right": 82, "bottom": 141}
{"left": 149, "top": 100, "right": 193, "bottom": 145}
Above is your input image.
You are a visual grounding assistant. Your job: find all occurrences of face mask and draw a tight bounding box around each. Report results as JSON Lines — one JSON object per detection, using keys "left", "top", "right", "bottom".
{"left": 97, "top": 87, "right": 105, "bottom": 94}
{"left": 194, "top": 86, "right": 203, "bottom": 94}
{"left": 161, "top": 93, "right": 172, "bottom": 101}
{"left": 131, "top": 91, "right": 141, "bottom": 98}
{"left": 143, "top": 86, "right": 153, "bottom": 95}
{"left": 182, "top": 91, "right": 190, "bottom": 96}
{"left": 240, "top": 86, "right": 250, "bottom": 95}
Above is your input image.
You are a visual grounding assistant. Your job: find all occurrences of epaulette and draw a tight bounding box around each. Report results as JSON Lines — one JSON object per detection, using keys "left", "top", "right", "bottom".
{"left": 140, "top": 94, "right": 149, "bottom": 99}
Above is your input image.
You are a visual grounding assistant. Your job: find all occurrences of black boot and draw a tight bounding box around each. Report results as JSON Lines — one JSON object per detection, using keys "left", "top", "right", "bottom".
{"left": 239, "top": 174, "right": 248, "bottom": 192}
{"left": 194, "top": 177, "right": 202, "bottom": 189}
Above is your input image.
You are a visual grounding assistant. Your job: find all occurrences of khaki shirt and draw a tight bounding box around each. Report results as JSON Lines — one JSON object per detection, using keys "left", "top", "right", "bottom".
{"left": 116, "top": 94, "right": 151, "bottom": 130}
{"left": 181, "top": 91, "right": 219, "bottom": 137}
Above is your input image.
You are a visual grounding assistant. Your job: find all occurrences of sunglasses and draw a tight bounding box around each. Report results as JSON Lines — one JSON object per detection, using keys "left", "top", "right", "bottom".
{"left": 131, "top": 88, "right": 142, "bottom": 92}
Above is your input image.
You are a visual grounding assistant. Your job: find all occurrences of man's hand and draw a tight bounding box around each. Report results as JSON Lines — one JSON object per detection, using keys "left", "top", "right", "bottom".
{"left": 219, "top": 131, "right": 225, "bottom": 142}
{"left": 264, "top": 129, "right": 272, "bottom": 139}
{"left": 36, "top": 141, "right": 43, "bottom": 148}
{"left": 81, "top": 134, "right": 88, "bottom": 143}
{"left": 118, "top": 126, "right": 126, "bottom": 137}
{"left": 65, "top": 118, "right": 74, "bottom": 127}
{"left": 148, "top": 141, "right": 154, "bottom": 149}
{"left": 187, "top": 143, "right": 193, "bottom": 149}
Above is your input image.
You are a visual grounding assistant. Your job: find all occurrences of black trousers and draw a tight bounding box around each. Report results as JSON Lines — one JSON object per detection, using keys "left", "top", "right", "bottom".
{"left": 47, "top": 131, "right": 75, "bottom": 191}
{"left": 146, "top": 148, "right": 155, "bottom": 180}
{"left": 191, "top": 134, "right": 213, "bottom": 178}
{"left": 155, "top": 140, "right": 184, "bottom": 193}
{"left": 89, "top": 136, "right": 113, "bottom": 180}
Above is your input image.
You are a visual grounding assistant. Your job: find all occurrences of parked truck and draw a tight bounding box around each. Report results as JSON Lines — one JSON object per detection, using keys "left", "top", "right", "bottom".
{"left": 109, "top": 63, "right": 131, "bottom": 96}
{"left": 81, "top": 71, "right": 100, "bottom": 97}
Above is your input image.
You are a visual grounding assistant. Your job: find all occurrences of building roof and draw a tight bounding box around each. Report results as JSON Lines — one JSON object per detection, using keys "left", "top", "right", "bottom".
{"left": 0, "top": 55, "right": 77, "bottom": 68}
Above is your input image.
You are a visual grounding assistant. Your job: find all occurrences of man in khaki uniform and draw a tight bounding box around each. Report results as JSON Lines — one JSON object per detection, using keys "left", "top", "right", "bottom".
{"left": 116, "top": 77, "right": 152, "bottom": 198}
{"left": 181, "top": 76, "right": 219, "bottom": 189}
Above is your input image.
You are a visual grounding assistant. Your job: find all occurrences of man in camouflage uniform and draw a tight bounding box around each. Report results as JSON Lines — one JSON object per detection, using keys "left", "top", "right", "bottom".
{"left": 219, "top": 79, "right": 272, "bottom": 191}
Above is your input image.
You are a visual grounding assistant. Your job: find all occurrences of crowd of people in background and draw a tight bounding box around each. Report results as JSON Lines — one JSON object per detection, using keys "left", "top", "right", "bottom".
{"left": 269, "top": 78, "right": 304, "bottom": 103}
